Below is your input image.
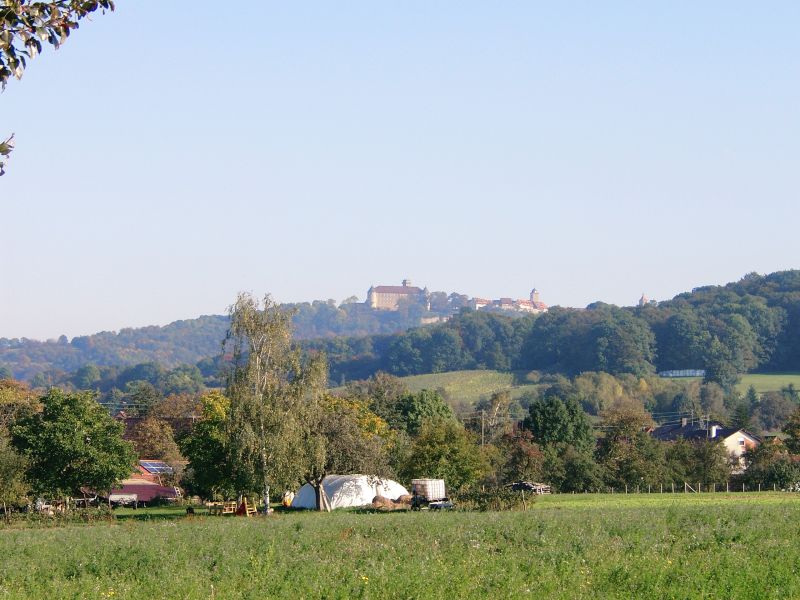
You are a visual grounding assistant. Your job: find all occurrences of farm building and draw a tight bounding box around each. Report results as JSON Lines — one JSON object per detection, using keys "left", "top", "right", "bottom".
{"left": 651, "top": 419, "right": 761, "bottom": 472}
{"left": 106, "top": 460, "right": 181, "bottom": 505}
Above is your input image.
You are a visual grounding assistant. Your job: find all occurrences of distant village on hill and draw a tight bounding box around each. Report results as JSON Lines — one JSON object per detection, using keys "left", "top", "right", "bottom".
{"left": 365, "top": 279, "right": 549, "bottom": 319}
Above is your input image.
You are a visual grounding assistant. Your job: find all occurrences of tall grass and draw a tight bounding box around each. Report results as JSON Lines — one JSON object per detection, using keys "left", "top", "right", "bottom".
{"left": 0, "top": 493, "right": 798, "bottom": 598}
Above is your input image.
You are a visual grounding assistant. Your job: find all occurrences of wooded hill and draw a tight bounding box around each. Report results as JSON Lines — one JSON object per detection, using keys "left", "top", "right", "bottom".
{"left": 2, "top": 270, "right": 799, "bottom": 387}
{"left": 315, "top": 270, "right": 800, "bottom": 388}
{"left": 0, "top": 296, "right": 457, "bottom": 381}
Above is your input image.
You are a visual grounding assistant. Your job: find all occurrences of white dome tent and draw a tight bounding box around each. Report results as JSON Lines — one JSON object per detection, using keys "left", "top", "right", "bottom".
{"left": 291, "top": 474, "right": 408, "bottom": 510}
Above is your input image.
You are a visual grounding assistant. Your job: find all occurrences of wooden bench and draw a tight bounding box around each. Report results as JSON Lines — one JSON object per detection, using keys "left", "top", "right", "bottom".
{"left": 208, "top": 501, "right": 238, "bottom": 516}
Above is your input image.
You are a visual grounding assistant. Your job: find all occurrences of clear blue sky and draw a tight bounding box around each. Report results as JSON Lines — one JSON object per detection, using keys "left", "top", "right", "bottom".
{"left": 2, "top": 2, "right": 799, "bottom": 340}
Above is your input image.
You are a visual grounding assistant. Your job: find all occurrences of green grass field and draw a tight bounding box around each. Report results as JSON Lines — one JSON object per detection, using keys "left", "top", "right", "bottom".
{"left": 738, "top": 373, "right": 800, "bottom": 394}
{"left": 2, "top": 493, "right": 800, "bottom": 599}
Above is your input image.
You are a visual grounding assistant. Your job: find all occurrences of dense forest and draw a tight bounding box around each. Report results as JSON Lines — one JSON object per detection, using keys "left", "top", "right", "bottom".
{"left": 3, "top": 271, "right": 800, "bottom": 388}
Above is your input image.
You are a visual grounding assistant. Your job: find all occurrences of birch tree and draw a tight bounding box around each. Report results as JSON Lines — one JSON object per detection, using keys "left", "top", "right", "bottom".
{"left": 223, "top": 293, "right": 326, "bottom": 511}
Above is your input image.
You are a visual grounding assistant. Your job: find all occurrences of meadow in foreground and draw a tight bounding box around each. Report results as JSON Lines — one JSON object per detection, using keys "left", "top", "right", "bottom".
{"left": 1, "top": 493, "right": 799, "bottom": 599}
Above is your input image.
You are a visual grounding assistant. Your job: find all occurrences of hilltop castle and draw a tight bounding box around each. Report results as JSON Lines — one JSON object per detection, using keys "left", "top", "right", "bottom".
{"left": 366, "top": 280, "right": 428, "bottom": 310}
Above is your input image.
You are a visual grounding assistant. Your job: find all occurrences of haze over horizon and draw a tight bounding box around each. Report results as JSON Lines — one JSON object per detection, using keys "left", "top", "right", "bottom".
{"left": 3, "top": 2, "right": 799, "bottom": 340}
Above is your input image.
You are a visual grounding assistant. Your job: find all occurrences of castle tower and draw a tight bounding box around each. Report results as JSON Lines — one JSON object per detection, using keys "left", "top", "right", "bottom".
{"left": 638, "top": 293, "right": 649, "bottom": 307}
{"left": 530, "top": 288, "right": 541, "bottom": 304}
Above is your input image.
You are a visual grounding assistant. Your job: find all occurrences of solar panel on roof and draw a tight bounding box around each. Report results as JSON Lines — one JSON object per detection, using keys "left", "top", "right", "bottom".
{"left": 139, "top": 461, "right": 174, "bottom": 474}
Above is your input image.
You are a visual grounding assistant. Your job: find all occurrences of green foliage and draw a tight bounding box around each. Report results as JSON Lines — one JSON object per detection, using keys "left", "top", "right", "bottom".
{"left": 755, "top": 391, "right": 796, "bottom": 432}
{"left": 743, "top": 443, "right": 800, "bottom": 489}
{"left": 0, "top": 432, "right": 27, "bottom": 507}
{"left": 542, "top": 443, "right": 603, "bottom": 492}
{"left": 179, "top": 391, "right": 233, "bottom": 500}
{"left": 731, "top": 401, "right": 754, "bottom": 431}
{"left": 783, "top": 408, "right": 800, "bottom": 455}
{"left": 0, "top": 378, "right": 38, "bottom": 430}
{"left": 11, "top": 389, "right": 135, "bottom": 498}
{"left": 523, "top": 392, "right": 594, "bottom": 452}
{"left": 490, "top": 429, "right": 544, "bottom": 485}
{"left": 0, "top": 134, "right": 13, "bottom": 176}
{"left": 520, "top": 305, "right": 656, "bottom": 377}
{"left": 399, "top": 418, "right": 486, "bottom": 492}
{"left": 393, "top": 389, "right": 454, "bottom": 436}
{"left": 664, "top": 439, "right": 730, "bottom": 484}
{"left": 223, "top": 293, "right": 326, "bottom": 498}
{"left": 595, "top": 400, "right": 664, "bottom": 488}
{"left": 302, "top": 395, "right": 392, "bottom": 509}
{"left": 7, "top": 271, "right": 800, "bottom": 390}
{"left": 0, "top": 316, "right": 230, "bottom": 382}
{"left": 130, "top": 417, "right": 181, "bottom": 463}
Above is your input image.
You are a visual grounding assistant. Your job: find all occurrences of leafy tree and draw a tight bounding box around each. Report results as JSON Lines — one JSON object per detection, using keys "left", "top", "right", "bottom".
{"left": 301, "top": 394, "right": 392, "bottom": 510}
{"left": 493, "top": 429, "right": 543, "bottom": 485}
{"left": 691, "top": 439, "right": 731, "bottom": 483}
{"left": 743, "top": 443, "right": 800, "bottom": 490}
{"left": 72, "top": 363, "right": 101, "bottom": 390}
{"left": 755, "top": 391, "right": 796, "bottom": 432}
{"left": 343, "top": 371, "right": 408, "bottom": 429}
{"left": 149, "top": 393, "right": 201, "bottom": 421}
{"left": 159, "top": 365, "right": 204, "bottom": 396}
{"left": 595, "top": 399, "right": 664, "bottom": 488}
{"left": 124, "top": 380, "right": 160, "bottom": 416}
{"left": 0, "top": 378, "right": 38, "bottom": 430}
{"left": 11, "top": 389, "right": 135, "bottom": 499}
{"left": 131, "top": 417, "right": 181, "bottom": 462}
{"left": 0, "top": 433, "right": 28, "bottom": 511}
{"left": 223, "top": 293, "right": 326, "bottom": 507}
{"left": 559, "top": 444, "right": 604, "bottom": 492}
{"left": 667, "top": 438, "right": 730, "bottom": 484}
{"left": 783, "top": 408, "right": 800, "bottom": 455}
{"left": 520, "top": 305, "right": 655, "bottom": 377}
{"left": 0, "top": 0, "right": 115, "bottom": 175}
{"left": 180, "top": 391, "right": 233, "bottom": 500}
{"left": 699, "top": 383, "right": 727, "bottom": 420}
{"left": 394, "top": 389, "right": 455, "bottom": 436}
{"left": 472, "top": 391, "right": 519, "bottom": 441}
{"left": 522, "top": 392, "right": 594, "bottom": 452}
{"left": 399, "top": 419, "right": 486, "bottom": 493}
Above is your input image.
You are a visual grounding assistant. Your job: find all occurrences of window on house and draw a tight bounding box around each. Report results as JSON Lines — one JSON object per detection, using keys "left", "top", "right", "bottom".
{"left": 738, "top": 438, "right": 745, "bottom": 446}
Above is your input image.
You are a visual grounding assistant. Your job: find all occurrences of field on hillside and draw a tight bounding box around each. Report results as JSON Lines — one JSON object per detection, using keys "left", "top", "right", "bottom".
{"left": 400, "top": 370, "right": 539, "bottom": 408}
{"left": 397, "top": 370, "right": 800, "bottom": 410}
{"left": 738, "top": 373, "right": 800, "bottom": 394}
{"left": 2, "top": 493, "right": 800, "bottom": 599}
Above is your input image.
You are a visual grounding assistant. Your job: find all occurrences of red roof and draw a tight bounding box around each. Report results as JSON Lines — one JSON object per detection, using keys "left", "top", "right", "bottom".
{"left": 109, "top": 481, "right": 179, "bottom": 502}
{"left": 372, "top": 286, "right": 422, "bottom": 294}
